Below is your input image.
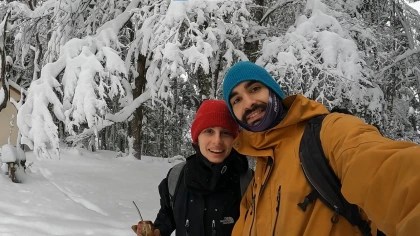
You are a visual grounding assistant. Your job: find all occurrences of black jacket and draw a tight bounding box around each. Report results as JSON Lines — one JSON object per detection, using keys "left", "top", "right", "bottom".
{"left": 154, "top": 149, "right": 250, "bottom": 236}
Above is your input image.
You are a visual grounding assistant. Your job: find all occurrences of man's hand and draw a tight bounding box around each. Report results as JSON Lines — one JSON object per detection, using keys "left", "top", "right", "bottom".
{"left": 131, "top": 220, "right": 159, "bottom": 236}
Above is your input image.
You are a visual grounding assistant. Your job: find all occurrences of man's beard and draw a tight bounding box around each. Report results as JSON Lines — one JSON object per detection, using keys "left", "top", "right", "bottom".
{"left": 237, "top": 90, "right": 285, "bottom": 132}
{"left": 242, "top": 103, "right": 267, "bottom": 125}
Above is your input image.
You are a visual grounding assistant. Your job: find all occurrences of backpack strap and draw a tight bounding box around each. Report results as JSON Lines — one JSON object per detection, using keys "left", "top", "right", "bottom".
{"left": 239, "top": 168, "right": 253, "bottom": 196}
{"left": 298, "top": 115, "right": 373, "bottom": 236}
{"left": 167, "top": 161, "right": 186, "bottom": 209}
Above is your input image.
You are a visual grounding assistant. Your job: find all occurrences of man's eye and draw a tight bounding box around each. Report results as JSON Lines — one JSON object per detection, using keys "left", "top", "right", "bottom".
{"left": 250, "top": 85, "right": 261, "bottom": 93}
{"left": 231, "top": 97, "right": 241, "bottom": 106}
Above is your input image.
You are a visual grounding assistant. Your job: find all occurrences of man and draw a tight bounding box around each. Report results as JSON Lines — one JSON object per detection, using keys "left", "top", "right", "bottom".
{"left": 222, "top": 61, "right": 420, "bottom": 236}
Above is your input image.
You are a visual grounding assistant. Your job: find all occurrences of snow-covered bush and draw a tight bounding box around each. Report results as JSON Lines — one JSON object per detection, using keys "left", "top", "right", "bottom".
{"left": 0, "top": 144, "right": 26, "bottom": 183}
{"left": 1, "top": 144, "right": 18, "bottom": 163}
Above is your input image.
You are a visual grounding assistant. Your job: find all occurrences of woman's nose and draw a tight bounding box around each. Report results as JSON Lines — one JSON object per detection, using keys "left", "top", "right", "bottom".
{"left": 211, "top": 132, "right": 223, "bottom": 144}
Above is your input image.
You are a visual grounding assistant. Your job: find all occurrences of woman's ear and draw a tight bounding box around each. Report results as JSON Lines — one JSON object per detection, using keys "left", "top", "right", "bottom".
{"left": 191, "top": 143, "right": 199, "bottom": 152}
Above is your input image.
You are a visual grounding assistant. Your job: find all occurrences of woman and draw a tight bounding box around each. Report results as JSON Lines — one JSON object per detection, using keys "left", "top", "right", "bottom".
{"left": 134, "top": 100, "right": 252, "bottom": 236}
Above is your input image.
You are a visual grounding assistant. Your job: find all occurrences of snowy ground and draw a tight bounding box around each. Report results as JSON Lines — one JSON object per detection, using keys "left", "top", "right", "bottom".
{"left": 0, "top": 147, "right": 179, "bottom": 236}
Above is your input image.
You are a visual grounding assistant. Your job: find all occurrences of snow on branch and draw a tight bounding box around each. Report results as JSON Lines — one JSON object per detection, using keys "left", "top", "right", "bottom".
{"left": 128, "top": 0, "right": 252, "bottom": 102}
{"left": 106, "top": 89, "right": 151, "bottom": 123}
{"left": 259, "top": 0, "right": 294, "bottom": 25}
{"left": 17, "top": 1, "right": 142, "bottom": 159}
{"left": 258, "top": 0, "right": 383, "bottom": 120}
{"left": 377, "top": 48, "right": 420, "bottom": 77}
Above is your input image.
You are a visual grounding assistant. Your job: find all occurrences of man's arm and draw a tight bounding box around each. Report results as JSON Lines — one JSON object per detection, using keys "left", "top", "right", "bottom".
{"left": 321, "top": 113, "right": 420, "bottom": 235}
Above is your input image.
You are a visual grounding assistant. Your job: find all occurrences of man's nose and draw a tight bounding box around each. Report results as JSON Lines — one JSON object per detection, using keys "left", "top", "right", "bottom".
{"left": 242, "top": 93, "right": 256, "bottom": 109}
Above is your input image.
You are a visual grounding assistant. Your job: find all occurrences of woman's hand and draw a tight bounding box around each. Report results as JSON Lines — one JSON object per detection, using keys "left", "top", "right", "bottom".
{"left": 131, "top": 220, "right": 156, "bottom": 236}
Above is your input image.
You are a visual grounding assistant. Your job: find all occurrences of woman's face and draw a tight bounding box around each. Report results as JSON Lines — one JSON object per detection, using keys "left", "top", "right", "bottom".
{"left": 197, "top": 127, "right": 235, "bottom": 164}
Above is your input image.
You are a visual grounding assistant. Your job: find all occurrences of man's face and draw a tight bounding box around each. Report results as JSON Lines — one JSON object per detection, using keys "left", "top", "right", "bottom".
{"left": 229, "top": 81, "right": 270, "bottom": 126}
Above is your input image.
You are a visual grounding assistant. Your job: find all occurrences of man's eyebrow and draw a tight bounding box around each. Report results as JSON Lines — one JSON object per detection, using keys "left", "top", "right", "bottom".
{"left": 229, "top": 91, "right": 237, "bottom": 100}
{"left": 244, "top": 81, "right": 259, "bottom": 88}
{"left": 229, "top": 81, "right": 258, "bottom": 100}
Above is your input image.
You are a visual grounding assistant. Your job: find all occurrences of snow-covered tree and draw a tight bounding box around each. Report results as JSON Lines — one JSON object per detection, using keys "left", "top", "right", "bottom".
{"left": 7, "top": 0, "right": 419, "bottom": 160}
{"left": 13, "top": 0, "right": 258, "bottom": 159}
{"left": 16, "top": 0, "right": 140, "bottom": 158}
{"left": 257, "top": 0, "right": 384, "bottom": 126}
{"left": 251, "top": 0, "right": 419, "bottom": 142}
{"left": 108, "top": 0, "right": 256, "bottom": 158}
{"left": 126, "top": 0, "right": 252, "bottom": 100}
{"left": 348, "top": 0, "right": 420, "bottom": 140}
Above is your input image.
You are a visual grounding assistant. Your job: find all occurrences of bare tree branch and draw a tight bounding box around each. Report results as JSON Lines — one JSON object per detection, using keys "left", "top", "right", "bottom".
{"left": 259, "top": 0, "right": 294, "bottom": 25}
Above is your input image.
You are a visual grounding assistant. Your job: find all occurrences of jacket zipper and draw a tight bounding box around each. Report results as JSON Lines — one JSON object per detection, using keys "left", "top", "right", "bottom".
{"left": 249, "top": 158, "right": 274, "bottom": 236}
{"left": 248, "top": 194, "right": 256, "bottom": 236}
{"left": 259, "top": 158, "right": 274, "bottom": 194}
{"left": 244, "top": 178, "right": 255, "bottom": 222}
{"left": 272, "top": 186, "right": 281, "bottom": 236}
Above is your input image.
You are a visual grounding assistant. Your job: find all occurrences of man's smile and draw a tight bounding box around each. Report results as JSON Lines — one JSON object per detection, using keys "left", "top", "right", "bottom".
{"left": 242, "top": 103, "right": 267, "bottom": 125}
{"left": 246, "top": 108, "right": 266, "bottom": 125}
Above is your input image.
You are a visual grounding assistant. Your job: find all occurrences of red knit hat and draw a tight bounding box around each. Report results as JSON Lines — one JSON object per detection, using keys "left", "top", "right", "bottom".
{"left": 190, "top": 100, "right": 239, "bottom": 143}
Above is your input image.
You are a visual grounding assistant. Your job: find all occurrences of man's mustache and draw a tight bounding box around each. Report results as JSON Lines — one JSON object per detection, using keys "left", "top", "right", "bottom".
{"left": 242, "top": 103, "right": 267, "bottom": 124}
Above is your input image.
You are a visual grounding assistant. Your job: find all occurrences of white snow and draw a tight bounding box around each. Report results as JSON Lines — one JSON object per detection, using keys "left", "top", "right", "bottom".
{"left": 407, "top": 1, "right": 420, "bottom": 14}
{"left": 0, "top": 147, "right": 178, "bottom": 236}
{"left": 1, "top": 144, "right": 18, "bottom": 163}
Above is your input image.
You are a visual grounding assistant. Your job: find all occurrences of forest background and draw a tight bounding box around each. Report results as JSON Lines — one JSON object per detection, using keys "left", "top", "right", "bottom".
{"left": 0, "top": 0, "right": 419, "bottom": 160}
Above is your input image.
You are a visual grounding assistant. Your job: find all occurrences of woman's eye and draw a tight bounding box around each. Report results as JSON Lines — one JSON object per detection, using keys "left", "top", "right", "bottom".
{"left": 221, "top": 131, "right": 233, "bottom": 137}
{"left": 203, "top": 129, "right": 214, "bottom": 134}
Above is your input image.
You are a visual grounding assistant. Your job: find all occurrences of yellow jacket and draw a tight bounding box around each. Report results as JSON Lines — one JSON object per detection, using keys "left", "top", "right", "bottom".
{"left": 232, "top": 95, "right": 420, "bottom": 236}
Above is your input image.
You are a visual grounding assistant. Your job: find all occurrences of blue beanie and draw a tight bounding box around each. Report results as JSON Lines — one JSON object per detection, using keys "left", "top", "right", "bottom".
{"left": 222, "top": 61, "right": 286, "bottom": 113}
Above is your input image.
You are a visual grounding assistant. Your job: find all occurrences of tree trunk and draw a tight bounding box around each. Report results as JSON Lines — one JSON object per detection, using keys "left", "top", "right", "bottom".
{"left": 130, "top": 54, "right": 147, "bottom": 159}
{"left": 244, "top": 0, "right": 265, "bottom": 62}
{"left": 159, "top": 106, "right": 166, "bottom": 158}
{"left": 0, "top": 12, "right": 10, "bottom": 112}
{"left": 212, "top": 52, "right": 223, "bottom": 98}
{"left": 195, "top": 66, "right": 210, "bottom": 100}
{"left": 172, "top": 77, "right": 180, "bottom": 155}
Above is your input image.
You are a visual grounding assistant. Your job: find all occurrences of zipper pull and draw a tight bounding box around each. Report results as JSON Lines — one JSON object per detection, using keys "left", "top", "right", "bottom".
{"left": 297, "top": 191, "right": 318, "bottom": 211}
{"left": 331, "top": 206, "right": 340, "bottom": 224}
{"left": 250, "top": 194, "right": 256, "bottom": 215}
{"left": 212, "top": 220, "right": 216, "bottom": 236}
{"left": 276, "top": 186, "right": 281, "bottom": 211}
{"left": 185, "top": 219, "right": 190, "bottom": 236}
